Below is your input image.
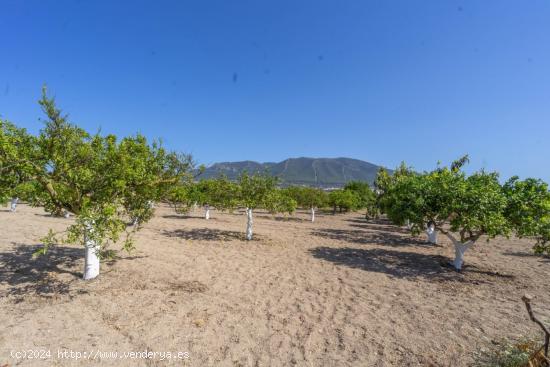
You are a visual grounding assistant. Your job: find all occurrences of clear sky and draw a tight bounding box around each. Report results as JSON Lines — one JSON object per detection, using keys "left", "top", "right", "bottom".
{"left": 2, "top": 0, "right": 549, "bottom": 181}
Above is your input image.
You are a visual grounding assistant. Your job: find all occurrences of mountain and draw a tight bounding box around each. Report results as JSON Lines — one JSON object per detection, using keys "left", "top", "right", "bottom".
{"left": 199, "top": 157, "right": 389, "bottom": 188}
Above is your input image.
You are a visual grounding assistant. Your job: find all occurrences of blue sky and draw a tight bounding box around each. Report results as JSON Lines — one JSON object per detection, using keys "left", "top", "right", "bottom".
{"left": 1, "top": 0, "right": 549, "bottom": 181}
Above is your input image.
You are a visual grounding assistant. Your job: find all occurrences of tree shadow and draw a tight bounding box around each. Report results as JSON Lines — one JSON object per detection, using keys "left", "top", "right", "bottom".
{"left": 346, "top": 219, "right": 412, "bottom": 235}
{"left": 502, "top": 250, "right": 550, "bottom": 262}
{"left": 0, "top": 243, "right": 82, "bottom": 298}
{"left": 354, "top": 222, "right": 414, "bottom": 233}
{"left": 345, "top": 217, "right": 392, "bottom": 225}
{"left": 162, "top": 214, "right": 230, "bottom": 223}
{"left": 254, "top": 214, "right": 306, "bottom": 223}
{"left": 163, "top": 228, "right": 248, "bottom": 241}
{"left": 162, "top": 214, "right": 199, "bottom": 219}
{"left": 0, "top": 243, "right": 147, "bottom": 300}
{"left": 311, "top": 228, "right": 430, "bottom": 247}
{"left": 309, "top": 247, "right": 514, "bottom": 281}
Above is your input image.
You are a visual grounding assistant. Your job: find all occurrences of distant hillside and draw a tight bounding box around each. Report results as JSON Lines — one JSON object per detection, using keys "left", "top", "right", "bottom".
{"left": 199, "top": 157, "right": 389, "bottom": 188}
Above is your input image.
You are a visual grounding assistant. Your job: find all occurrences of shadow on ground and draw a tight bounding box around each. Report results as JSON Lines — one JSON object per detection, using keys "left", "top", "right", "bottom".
{"left": 345, "top": 218, "right": 413, "bottom": 234}
{"left": 162, "top": 214, "right": 231, "bottom": 223}
{"left": 0, "top": 243, "right": 146, "bottom": 299}
{"left": 0, "top": 243, "right": 82, "bottom": 298}
{"left": 163, "top": 214, "right": 202, "bottom": 219}
{"left": 309, "top": 246, "right": 515, "bottom": 281}
{"left": 312, "top": 228, "right": 430, "bottom": 247}
{"left": 503, "top": 250, "right": 550, "bottom": 262}
{"left": 254, "top": 214, "right": 306, "bottom": 223}
{"left": 163, "top": 228, "right": 249, "bottom": 241}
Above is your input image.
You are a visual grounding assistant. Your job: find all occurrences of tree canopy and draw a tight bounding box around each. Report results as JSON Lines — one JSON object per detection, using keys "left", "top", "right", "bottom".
{"left": 328, "top": 189, "right": 360, "bottom": 213}
{"left": 283, "top": 186, "right": 327, "bottom": 210}
{"left": 378, "top": 156, "right": 550, "bottom": 268}
{"left": 344, "top": 181, "right": 377, "bottom": 218}
{"left": 1, "top": 88, "right": 193, "bottom": 264}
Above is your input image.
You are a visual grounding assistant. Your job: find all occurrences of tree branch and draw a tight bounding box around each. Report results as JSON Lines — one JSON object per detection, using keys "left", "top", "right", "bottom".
{"left": 522, "top": 294, "right": 550, "bottom": 364}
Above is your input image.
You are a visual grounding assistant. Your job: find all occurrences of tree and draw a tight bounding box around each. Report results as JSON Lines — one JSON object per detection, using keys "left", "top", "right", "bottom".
{"left": 284, "top": 186, "right": 327, "bottom": 222}
{"left": 0, "top": 120, "right": 35, "bottom": 211}
{"left": 1, "top": 88, "right": 193, "bottom": 280}
{"left": 167, "top": 176, "right": 240, "bottom": 219}
{"left": 195, "top": 177, "right": 240, "bottom": 219}
{"left": 375, "top": 163, "right": 416, "bottom": 221}
{"left": 265, "top": 188, "right": 297, "bottom": 216}
{"left": 190, "top": 180, "right": 216, "bottom": 219}
{"left": 328, "top": 189, "right": 360, "bottom": 214}
{"left": 237, "top": 172, "right": 294, "bottom": 240}
{"left": 503, "top": 177, "right": 550, "bottom": 255}
{"left": 382, "top": 156, "right": 550, "bottom": 270}
{"left": 344, "top": 181, "right": 377, "bottom": 219}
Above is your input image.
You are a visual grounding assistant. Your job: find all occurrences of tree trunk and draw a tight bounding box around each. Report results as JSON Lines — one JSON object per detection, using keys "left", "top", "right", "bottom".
{"left": 83, "top": 223, "right": 100, "bottom": 280}
{"left": 332, "top": 205, "right": 336, "bottom": 215}
{"left": 451, "top": 239, "right": 472, "bottom": 271}
{"left": 10, "top": 197, "right": 18, "bottom": 212}
{"left": 205, "top": 205, "right": 210, "bottom": 220}
{"left": 426, "top": 226, "right": 438, "bottom": 244}
{"left": 405, "top": 219, "right": 412, "bottom": 229}
{"left": 246, "top": 208, "right": 253, "bottom": 240}
{"left": 310, "top": 207, "right": 315, "bottom": 222}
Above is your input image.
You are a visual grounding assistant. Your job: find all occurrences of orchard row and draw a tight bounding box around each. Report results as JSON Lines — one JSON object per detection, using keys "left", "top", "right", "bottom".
{"left": 1, "top": 89, "right": 549, "bottom": 279}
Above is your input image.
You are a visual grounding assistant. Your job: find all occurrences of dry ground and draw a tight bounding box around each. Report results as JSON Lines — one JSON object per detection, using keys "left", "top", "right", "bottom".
{"left": 1, "top": 204, "right": 549, "bottom": 367}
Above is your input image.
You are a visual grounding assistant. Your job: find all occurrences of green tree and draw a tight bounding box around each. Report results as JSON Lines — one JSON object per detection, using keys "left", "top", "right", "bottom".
{"left": 328, "top": 189, "right": 360, "bottom": 214}
{"left": 237, "top": 172, "right": 293, "bottom": 240}
{"left": 344, "top": 181, "right": 377, "bottom": 219}
{"left": 503, "top": 177, "right": 550, "bottom": 255}
{"left": 190, "top": 180, "right": 216, "bottom": 219}
{"left": 265, "top": 188, "right": 297, "bottom": 216}
{"left": 1, "top": 88, "right": 192, "bottom": 279}
{"left": 382, "top": 156, "right": 550, "bottom": 270}
{"left": 196, "top": 177, "right": 240, "bottom": 219}
{"left": 284, "top": 186, "right": 327, "bottom": 222}
{"left": 0, "top": 120, "right": 37, "bottom": 212}
{"left": 167, "top": 176, "right": 240, "bottom": 219}
{"left": 375, "top": 163, "right": 416, "bottom": 223}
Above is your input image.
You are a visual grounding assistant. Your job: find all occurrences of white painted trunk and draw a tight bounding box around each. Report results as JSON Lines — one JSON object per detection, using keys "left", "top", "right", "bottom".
{"left": 83, "top": 224, "right": 100, "bottom": 280}
{"left": 452, "top": 240, "right": 472, "bottom": 271}
{"left": 405, "top": 219, "right": 412, "bottom": 229}
{"left": 246, "top": 208, "right": 253, "bottom": 240}
{"left": 205, "top": 205, "right": 210, "bottom": 220}
{"left": 426, "top": 226, "right": 438, "bottom": 244}
{"left": 311, "top": 207, "right": 315, "bottom": 222}
{"left": 10, "top": 197, "right": 18, "bottom": 212}
{"left": 132, "top": 217, "right": 139, "bottom": 226}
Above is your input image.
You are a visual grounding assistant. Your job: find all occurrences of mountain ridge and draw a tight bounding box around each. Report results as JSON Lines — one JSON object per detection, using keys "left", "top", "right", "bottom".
{"left": 199, "top": 157, "right": 389, "bottom": 187}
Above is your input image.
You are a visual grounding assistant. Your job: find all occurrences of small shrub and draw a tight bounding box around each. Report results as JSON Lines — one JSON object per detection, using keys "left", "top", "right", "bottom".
{"left": 474, "top": 338, "right": 543, "bottom": 367}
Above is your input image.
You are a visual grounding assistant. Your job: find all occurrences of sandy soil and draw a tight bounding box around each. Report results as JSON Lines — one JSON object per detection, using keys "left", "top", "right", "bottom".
{"left": 1, "top": 204, "right": 549, "bottom": 367}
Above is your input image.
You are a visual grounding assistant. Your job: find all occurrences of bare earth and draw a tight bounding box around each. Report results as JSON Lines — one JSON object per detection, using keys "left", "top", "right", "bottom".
{"left": 1, "top": 204, "right": 549, "bottom": 367}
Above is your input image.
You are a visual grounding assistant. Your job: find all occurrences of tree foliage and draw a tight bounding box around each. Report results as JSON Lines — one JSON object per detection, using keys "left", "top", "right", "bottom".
{"left": 167, "top": 176, "right": 241, "bottom": 215}
{"left": 380, "top": 155, "right": 550, "bottom": 257}
{"left": 328, "top": 189, "right": 360, "bottom": 213}
{"left": 283, "top": 186, "right": 327, "bottom": 210}
{"left": 503, "top": 177, "right": 550, "bottom": 255}
{"left": 344, "top": 181, "right": 377, "bottom": 218}
{"left": 1, "top": 87, "right": 193, "bottom": 257}
{"left": 0, "top": 120, "right": 35, "bottom": 204}
{"left": 237, "top": 172, "right": 281, "bottom": 210}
